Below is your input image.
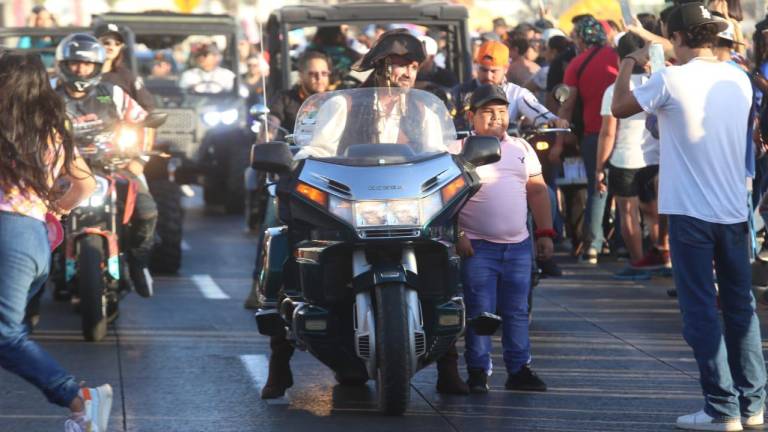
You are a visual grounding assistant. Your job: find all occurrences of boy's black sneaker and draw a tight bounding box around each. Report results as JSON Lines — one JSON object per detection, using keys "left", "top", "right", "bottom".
{"left": 466, "top": 368, "right": 489, "bottom": 394}
{"left": 505, "top": 365, "right": 547, "bottom": 392}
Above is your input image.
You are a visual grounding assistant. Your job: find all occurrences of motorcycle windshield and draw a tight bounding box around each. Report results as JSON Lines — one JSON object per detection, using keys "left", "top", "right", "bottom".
{"left": 293, "top": 88, "right": 456, "bottom": 166}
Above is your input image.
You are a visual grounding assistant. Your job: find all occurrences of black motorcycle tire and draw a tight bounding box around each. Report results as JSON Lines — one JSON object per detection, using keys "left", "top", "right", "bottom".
{"left": 148, "top": 179, "right": 184, "bottom": 274}
{"left": 374, "top": 284, "right": 412, "bottom": 416}
{"left": 78, "top": 235, "right": 109, "bottom": 342}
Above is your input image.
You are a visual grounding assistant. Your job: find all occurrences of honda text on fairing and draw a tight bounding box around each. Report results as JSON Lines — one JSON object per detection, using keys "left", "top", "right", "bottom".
{"left": 250, "top": 88, "right": 500, "bottom": 415}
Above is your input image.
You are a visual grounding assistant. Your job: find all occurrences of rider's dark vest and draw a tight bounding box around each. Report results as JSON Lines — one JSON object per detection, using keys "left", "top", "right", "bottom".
{"left": 337, "top": 91, "right": 427, "bottom": 156}
{"left": 56, "top": 82, "right": 120, "bottom": 144}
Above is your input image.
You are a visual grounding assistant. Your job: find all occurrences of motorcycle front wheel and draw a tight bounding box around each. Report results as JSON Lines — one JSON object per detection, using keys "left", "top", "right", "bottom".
{"left": 78, "top": 235, "right": 109, "bottom": 342}
{"left": 374, "top": 283, "right": 412, "bottom": 416}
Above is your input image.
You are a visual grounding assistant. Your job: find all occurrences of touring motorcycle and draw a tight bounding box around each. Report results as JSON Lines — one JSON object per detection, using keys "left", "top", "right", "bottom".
{"left": 250, "top": 88, "right": 500, "bottom": 415}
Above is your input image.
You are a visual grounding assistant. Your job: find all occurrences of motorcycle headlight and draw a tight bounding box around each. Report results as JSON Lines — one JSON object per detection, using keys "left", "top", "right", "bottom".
{"left": 310, "top": 175, "right": 467, "bottom": 229}
{"left": 116, "top": 128, "right": 139, "bottom": 153}
{"left": 80, "top": 175, "right": 109, "bottom": 208}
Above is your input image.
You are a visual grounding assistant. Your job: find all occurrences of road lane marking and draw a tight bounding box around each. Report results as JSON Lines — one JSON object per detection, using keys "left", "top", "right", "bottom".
{"left": 240, "top": 354, "right": 290, "bottom": 405}
{"left": 181, "top": 240, "right": 191, "bottom": 251}
{"left": 191, "top": 274, "right": 230, "bottom": 299}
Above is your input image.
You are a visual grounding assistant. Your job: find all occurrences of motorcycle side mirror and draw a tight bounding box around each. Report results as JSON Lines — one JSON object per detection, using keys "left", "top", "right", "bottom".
{"left": 553, "top": 84, "right": 572, "bottom": 104}
{"left": 461, "top": 135, "right": 501, "bottom": 167}
{"left": 142, "top": 112, "right": 168, "bottom": 129}
{"left": 251, "top": 141, "right": 294, "bottom": 174}
{"left": 249, "top": 103, "right": 270, "bottom": 120}
{"left": 467, "top": 312, "right": 502, "bottom": 336}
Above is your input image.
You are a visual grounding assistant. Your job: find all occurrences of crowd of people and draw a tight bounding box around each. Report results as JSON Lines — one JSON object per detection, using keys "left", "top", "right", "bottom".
{"left": 2, "top": 0, "right": 768, "bottom": 431}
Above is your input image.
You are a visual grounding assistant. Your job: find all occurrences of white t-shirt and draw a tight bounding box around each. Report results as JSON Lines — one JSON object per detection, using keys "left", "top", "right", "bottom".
{"left": 296, "top": 93, "right": 446, "bottom": 159}
{"left": 600, "top": 74, "right": 659, "bottom": 168}
{"left": 633, "top": 58, "right": 752, "bottom": 224}
{"left": 179, "top": 67, "right": 236, "bottom": 93}
{"left": 503, "top": 82, "right": 557, "bottom": 126}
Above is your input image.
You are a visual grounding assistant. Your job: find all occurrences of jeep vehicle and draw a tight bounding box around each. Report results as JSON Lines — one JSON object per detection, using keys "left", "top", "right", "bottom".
{"left": 93, "top": 12, "right": 252, "bottom": 215}
{"left": 265, "top": 2, "right": 473, "bottom": 94}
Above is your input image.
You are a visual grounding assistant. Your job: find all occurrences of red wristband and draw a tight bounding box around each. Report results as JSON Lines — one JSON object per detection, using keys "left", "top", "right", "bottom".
{"left": 534, "top": 228, "right": 557, "bottom": 239}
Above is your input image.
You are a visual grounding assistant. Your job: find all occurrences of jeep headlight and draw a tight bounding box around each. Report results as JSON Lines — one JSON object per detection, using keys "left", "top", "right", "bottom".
{"left": 203, "top": 109, "right": 239, "bottom": 127}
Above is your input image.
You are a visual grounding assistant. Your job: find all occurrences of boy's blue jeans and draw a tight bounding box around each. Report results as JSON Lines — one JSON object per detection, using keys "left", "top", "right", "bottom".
{"left": 0, "top": 212, "right": 79, "bottom": 407}
{"left": 669, "top": 215, "right": 766, "bottom": 419}
{"left": 462, "top": 237, "right": 532, "bottom": 374}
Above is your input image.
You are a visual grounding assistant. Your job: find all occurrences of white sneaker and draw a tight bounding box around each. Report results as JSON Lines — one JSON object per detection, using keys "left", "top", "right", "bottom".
{"left": 742, "top": 410, "right": 764, "bottom": 428}
{"left": 676, "top": 410, "right": 743, "bottom": 431}
{"left": 80, "top": 384, "right": 113, "bottom": 432}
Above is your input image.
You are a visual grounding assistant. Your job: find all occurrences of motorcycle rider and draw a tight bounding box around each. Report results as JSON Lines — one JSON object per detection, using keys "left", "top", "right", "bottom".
{"left": 261, "top": 29, "right": 470, "bottom": 398}
{"left": 54, "top": 33, "right": 157, "bottom": 297}
{"left": 451, "top": 40, "right": 570, "bottom": 132}
{"left": 95, "top": 22, "right": 156, "bottom": 111}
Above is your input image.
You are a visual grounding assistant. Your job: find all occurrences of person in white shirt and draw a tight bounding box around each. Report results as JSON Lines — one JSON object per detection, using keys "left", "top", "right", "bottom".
{"left": 452, "top": 40, "right": 569, "bottom": 132}
{"left": 612, "top": 3, "right": 766, "bottom": 431}
{"left": 596, "top": 33, "right": 662, "bottom": 280}
{"left": 295, "top": 30, "right": 447, "bottom": 160}
{"left": 179, "top": 43, "right": 236, "bottom": 93}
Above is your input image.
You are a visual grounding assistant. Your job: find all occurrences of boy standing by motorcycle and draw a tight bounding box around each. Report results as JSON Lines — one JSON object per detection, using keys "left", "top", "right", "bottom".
{"left": 454, "top": 84, "right": 555, "bottom": 393}
{"left": 54, "top": 33, "right": 157, "bottom": 297}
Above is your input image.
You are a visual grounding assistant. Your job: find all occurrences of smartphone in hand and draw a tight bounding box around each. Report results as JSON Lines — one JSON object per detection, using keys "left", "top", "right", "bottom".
{"left": 619, "top": 0, "right": 633, "bottom": 25}
{"left": 649, "top": 43, "right": 666, "bottom": 73}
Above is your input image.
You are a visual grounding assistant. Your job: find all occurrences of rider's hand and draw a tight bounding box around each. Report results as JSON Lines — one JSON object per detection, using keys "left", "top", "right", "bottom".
{"left": 456, "top": 234, "right": 474, "bottom": 258}
{"left": 548, "top": 118, "right": 570, "bottom": 129}
{"left": 596, "top": 170, "right": 608, "bottom": 195}
{"left": 536, "top": 237, "right": 554, "bottom": 261}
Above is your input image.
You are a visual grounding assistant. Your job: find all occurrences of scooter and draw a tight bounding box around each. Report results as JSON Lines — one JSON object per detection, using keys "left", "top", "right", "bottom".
{"left": 251, "top": 88, "right": 500, "bottom": 415}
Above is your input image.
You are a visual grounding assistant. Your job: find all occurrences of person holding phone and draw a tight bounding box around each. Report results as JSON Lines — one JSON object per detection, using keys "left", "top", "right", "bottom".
{"left": 612, "top": 3, "right": 765, "bottom": 429}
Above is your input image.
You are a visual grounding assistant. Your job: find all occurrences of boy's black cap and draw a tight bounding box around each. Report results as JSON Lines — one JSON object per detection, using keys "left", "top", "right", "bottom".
{"left": 666, "top": 2, "right": 729, "bottom": 34}
{"left": 469, "top": 84, "right": 509, "bottom": 111}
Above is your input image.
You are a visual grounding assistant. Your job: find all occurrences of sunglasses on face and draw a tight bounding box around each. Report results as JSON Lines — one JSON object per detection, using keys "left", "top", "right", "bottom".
{"left": 100, "top": 39, "right": 123, "bottom": 48}
{"left": 306, "top": 71, "right": 330, "bottom": 78}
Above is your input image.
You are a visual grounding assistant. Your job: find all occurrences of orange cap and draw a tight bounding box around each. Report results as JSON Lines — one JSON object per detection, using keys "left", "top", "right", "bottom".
{"left": 475, "top": 41, "right": 509, "bottom": 68}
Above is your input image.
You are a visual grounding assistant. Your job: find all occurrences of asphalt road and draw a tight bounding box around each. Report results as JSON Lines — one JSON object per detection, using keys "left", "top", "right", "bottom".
{"left": 0, "top": 192, "right": 757, "bottom": 431}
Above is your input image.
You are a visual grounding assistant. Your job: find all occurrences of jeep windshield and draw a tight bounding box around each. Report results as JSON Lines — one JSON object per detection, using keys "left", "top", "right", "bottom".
{"left": 134, "top": 34, "right": 237, "bottom": 96}
{"left": 293, "top": 88, "right": 456, "bottom": 166}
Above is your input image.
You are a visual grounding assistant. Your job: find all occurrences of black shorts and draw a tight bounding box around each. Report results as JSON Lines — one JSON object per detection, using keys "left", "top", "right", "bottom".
{"left": 608, "top": 165, "right": 641, "bottom": 198}
{"left": 636, "top": 165, "right": 659, "bottom": 203}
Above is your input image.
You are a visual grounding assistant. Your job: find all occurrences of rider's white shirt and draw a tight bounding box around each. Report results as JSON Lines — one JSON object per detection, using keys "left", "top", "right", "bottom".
{"left": 503, "top": 81, "right": 557, "bottom": 126}
{"left": 633, "top": 58, "right": 752, "bottom": 224}
{"left": 179, "top": 67, "right": 236, "bottom": 93}
{"left": 296, "top": 92, "right": 447, "bottom": 159}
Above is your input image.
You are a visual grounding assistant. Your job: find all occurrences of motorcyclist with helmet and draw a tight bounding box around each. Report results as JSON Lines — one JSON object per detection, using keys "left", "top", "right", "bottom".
{"left": 54, "top": 33, "right": 157, "bottom": 297}
{"left": 260, "top": 29, "right": 470, "bottom": 398}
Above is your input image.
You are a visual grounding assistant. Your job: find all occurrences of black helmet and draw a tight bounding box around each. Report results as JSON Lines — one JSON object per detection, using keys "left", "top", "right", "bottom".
{"left": 56, "top": 33, "right": 106, "bottom": 92}
{"left": 352, "top": 29, "right": 426, "bottom": 72}
{"left": 94, "top": 22, "right": 128, "bottom": 43}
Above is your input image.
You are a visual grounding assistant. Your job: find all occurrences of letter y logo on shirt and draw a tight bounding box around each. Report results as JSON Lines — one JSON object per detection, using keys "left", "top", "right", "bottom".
{"left": 517, "top": 156, "right": 525, "bottom": 164}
